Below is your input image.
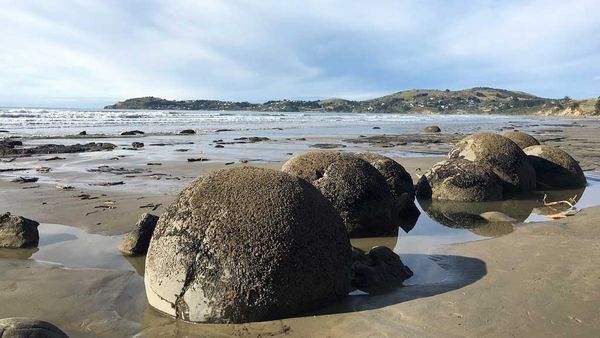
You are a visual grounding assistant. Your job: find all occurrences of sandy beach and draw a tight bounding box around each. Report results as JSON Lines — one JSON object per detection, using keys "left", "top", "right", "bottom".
{"left": 2, "top": 117, "right": 600, "bottom": 337}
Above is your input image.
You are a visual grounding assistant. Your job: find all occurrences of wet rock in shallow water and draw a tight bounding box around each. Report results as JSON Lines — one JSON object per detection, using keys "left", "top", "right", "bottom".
{"left": 131, "top": 142, "right": 144, "bottom": 149}
{"left": 0, "top": 317, "right": 68, "bottom": 338}
{"left": 356, "top": 152, "right": 414, "bottom": 197}
{"left": 423, "top": 125, "right": 441, "bottom": 133}
{"left": 145, "top": 166, "right": 351, "bottom": 323}
{"left": 2, "top": 142, "right": 116, "bottom": 156}
{"left": 78, "top": 130, "right": 87, "bottom": 136}
{"left": 351, "top": 246, "right": 413, "bottom": 289}
{"left": 502, "top": 131, "right": 540, "bottom": 149}
{"left": 309, "top": 143, "right": 347, "bottom": 149}
{"left": 479, "top": 211, "right": 517, "bottom": 223}
{"left": 416, "top": 158, "right": 503, "bottom": 202}
{"left": 121, "top": 130, "right": 144, "bottom": 136}
{"left": 524, "top": 145, "right": 586, "bottom": 189}
{"left": 179, "top": 129, "right": 196, "bottom": 135}
{"left": 449, "top": 132, "right": 536, "bottom": 193}
{"left": 0, "top": 213, "right": 39, "bottom": 248}
{"left": 118, "top": 213, "right": 159, "bottom": 256}
{"left": 282, "top": 151, "right": 399, "bottom": 237}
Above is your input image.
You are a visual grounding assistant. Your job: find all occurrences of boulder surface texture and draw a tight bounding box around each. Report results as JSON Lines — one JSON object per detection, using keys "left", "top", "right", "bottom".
{"left": 145, "top": 166, "right": 352, "bottom": 323}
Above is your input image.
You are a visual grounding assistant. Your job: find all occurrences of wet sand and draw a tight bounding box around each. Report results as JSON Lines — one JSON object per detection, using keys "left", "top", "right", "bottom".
{"left": 2, "top": 119, "right": 600, "bottom": 337}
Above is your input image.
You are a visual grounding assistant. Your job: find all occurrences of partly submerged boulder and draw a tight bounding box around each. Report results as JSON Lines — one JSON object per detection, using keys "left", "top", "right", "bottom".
{"left": 179, "top": 129, "right": 196, "bottom": 135}
{"left": 118, "top": 213, "right": 159, "bottom": 256}
{"left": 502, "top": 131, "right": 540, "bottom": 149}
{"left": 423, "top": 126, "right": 441, "bottom": 133}
{"left": 282, "top": 152, "right": 399, "bottom": 237}
{"left": 145, "top": 166, "right": 351, "bottom": 323}
{"left": 0, "top": 213, "right": 39, "bottom": 248}
{"left": 416, "top": 158, "right": 503, "bottom": 202}
{"left": 524, "top": 145, "right": 586, "bottom": 189}
{"left": 351, "top": 246, "right": 413, "bottom": 289}
{"left": 356, "top": 152, "right": 414, "bottom": 197}
{"left": 449, "top": 132, "right": 536, "bottom": 193}
{"left": 0, "top": 317, "right": 68, "bottom": 338}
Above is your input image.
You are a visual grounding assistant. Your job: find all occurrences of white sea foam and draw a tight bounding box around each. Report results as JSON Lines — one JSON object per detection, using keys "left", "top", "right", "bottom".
{"left": 0, "top": 107, "right": 551, "bottom": 137}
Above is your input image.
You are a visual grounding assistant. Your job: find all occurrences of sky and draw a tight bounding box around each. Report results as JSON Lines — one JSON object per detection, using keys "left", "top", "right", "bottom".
{"left": 1, "top": 0, "right": 599, "bottom": 108}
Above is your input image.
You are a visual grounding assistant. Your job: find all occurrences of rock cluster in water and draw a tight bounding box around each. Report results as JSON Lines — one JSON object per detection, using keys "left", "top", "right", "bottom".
{"left": 282, "top": 151, "right": 417, "bottom": 237}
{"left": 417, "top": 131, "right": 585, "bottom": 202}
{"left": 145, "top": 167, "right": 352, "bottom": 323}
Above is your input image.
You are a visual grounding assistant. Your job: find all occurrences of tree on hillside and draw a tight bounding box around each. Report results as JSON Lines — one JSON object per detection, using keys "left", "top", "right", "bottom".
{"left": 569, "top": 101, "right": 580, "bottom": 110}
{"left": 595, "top": 97, "right": 600, "bottom": 114}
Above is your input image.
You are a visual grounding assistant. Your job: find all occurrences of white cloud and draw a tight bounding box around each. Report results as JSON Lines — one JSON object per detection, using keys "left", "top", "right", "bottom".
{"left": 0, "top": 0, "right": 599, "bottom": 107}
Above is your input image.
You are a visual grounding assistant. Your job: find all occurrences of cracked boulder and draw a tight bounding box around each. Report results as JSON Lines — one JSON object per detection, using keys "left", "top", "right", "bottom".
{"left": 502, "top": 131, "right": 540, "bottom": 149}
{"left": 449, "top": 132, "right": 536, "bottom": 193}
{"left": 0, "top": 212, "right": 39, "bottom": 248}
{"left": 118, "top": 213, "right": 159, "bottom": 256}
{"left": 281, "top": 151, "right": 399, "bottom": 237}
{"left": 416, "top": 158, "right": 503, "bottom": 202}
{"left": 524, "top": 145, "right": 586, "bottom": 189}
{"left": 144, "top": 166, "right": 352, "bottom": 323}
{"left": 0, "top": 317, "right": 68, "bottom": 338}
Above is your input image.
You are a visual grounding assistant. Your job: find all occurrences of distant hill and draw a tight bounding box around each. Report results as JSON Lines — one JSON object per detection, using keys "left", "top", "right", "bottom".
{"left": 105, "top": 88, "right": 599, "bottom": 116}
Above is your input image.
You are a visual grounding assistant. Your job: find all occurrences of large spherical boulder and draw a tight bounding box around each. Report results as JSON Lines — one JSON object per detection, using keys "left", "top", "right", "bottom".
{"left": 356, "top": 152, "right": 414, "bottom": 197}
{"left": 449, "top": 132, "right": 536, "bottom": 193}
{"left": 282, "top": 152, "right": 399, "bottom": 237}
{"left": 524, "top": 145, "right": 586, "bottom": 188}
{"left": 145, "top": 166, "right": 351, "bottom": 324}
{"left": 502, "top": 131, "right": 540, "bottom": 149}
{"left": 0, "top": 317, "right": 68, "bottom": 338}
{"left": 416, "top": 158, "right": 503, "bottom": 202}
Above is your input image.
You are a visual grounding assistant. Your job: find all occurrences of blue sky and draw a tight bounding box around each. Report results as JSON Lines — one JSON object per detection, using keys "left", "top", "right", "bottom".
{"left": 1, "top": 0, "right": 599, "bottom": 108}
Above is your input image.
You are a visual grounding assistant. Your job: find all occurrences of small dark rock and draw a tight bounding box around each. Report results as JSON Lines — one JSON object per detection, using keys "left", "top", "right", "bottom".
{"left": 215, "top": 144, "right": 224, "bottom": 148}
{"left": 423, "top": 126, "right": 441, "bottom": 133}
{"left": 118, "top": 213, "right": 159, "bottom": 256}
{"left": 121, "top": 130, "right": 144, "bottom": 136}
{"left": 132, "top": 142, "right": 144, "bottom": 149}
{"left": 372, "top": 126, "right": 381, "bottom": 130}
{"left": 180, "top": 129, "right": 196, "bottom": 135}
{"left": 351, "top": 246, "right": 413, "bottom": 289}
{"left": 78, "top": 130, "right": 87, "bottom": 136}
